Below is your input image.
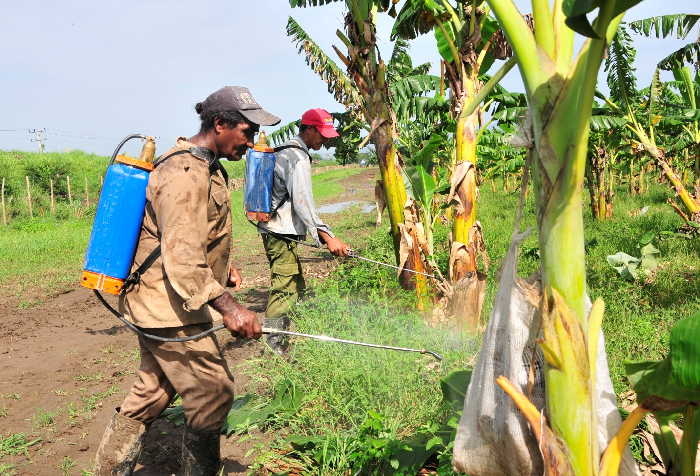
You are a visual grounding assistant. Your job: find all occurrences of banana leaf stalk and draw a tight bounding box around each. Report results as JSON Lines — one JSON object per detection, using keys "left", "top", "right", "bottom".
{"left": 485, "top": 0, "right": 639, "bottom": 474}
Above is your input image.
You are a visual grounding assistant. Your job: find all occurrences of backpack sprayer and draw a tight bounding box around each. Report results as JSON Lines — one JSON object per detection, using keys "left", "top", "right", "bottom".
{"left": 81, "top": 134, "right": 442, "bottom": 361}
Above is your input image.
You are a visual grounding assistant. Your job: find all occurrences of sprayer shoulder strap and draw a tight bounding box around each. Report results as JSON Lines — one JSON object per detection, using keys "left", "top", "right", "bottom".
{"left": 273, "top": 144, "right": 311, "bottom": 160}
{"left": 122, "top": 147, "right": 222, "bottom": 294}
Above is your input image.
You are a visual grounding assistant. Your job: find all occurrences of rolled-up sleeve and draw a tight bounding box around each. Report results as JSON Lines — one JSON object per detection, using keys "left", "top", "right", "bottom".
{"left": 288, "top": 156, "right": 334, "bottom": 245}
{"left": 152, "top": 156, "right": 226, "bottom": 311}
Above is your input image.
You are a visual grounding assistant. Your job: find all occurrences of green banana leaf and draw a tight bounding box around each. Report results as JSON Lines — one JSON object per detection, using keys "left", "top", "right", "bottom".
{"left": 606, "top": 243, "right": 659, "bottom": 281}
{"left": 440, "top": 369, "right": 472, "bottom": 413}
{"left": 625, "top": 312, "right": 700, "bottom": 408}
{"left": 434, "top": 20, "right": 457, "bottom": 63}
{"left": 222, "top": 379, "right": 304, "bottom": 435}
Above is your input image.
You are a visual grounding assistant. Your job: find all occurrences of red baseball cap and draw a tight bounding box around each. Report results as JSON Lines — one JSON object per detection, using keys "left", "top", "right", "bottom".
{"left": 301, "top": 108, "right": 339, "bottom": 138}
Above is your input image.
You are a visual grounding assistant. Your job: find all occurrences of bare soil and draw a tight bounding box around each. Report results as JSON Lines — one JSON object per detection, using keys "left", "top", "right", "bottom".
{"left": 0, "top": 167, "right": 378, "bottom": 475}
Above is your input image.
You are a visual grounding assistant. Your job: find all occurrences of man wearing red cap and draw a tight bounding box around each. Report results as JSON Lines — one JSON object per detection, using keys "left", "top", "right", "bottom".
{"left": 258, "top": 108, "right": 350, "bottom": 353}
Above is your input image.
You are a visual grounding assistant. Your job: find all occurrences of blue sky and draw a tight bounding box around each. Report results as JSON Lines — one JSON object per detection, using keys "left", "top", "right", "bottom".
{"left": 0, "top": 1, "right": 696, "bottom": 156}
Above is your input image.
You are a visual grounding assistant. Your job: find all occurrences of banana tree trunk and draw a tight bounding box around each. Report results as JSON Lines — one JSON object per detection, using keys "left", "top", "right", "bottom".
{"left": 374, "top": 122, "right": 409, "bottom": 252}
{"left": 629, "top": 159, "right": 636, "bottom": 195}
{"left": 449, "top": 97, "right": 486, "bottom": 331}
{"left": 587, "top": 150, "right": 606, "bottom": 220}
{"left": 587, "top": 148, "right": 613, "bottom": 220}
{"left": 482, "top": 1, "right": 633, "bottom": 474}
{"left": 339, "top": 9, "right": 429, "bottom": 302}
{"left": 656, "top": 152, "right": 700, "bottom": 217}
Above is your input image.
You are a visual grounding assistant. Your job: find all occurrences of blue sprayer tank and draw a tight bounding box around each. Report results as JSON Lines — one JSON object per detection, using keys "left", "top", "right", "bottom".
{"left": 244, "top": 131, "right": 276, "bottom": 222}
{"left": 80, "top": 137, "right": 156, "bottom": 295}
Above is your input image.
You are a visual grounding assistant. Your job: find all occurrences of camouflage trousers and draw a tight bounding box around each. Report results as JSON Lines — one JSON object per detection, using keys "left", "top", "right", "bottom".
{"left": 261, "top": 233, "right": 306, "bottom": 320}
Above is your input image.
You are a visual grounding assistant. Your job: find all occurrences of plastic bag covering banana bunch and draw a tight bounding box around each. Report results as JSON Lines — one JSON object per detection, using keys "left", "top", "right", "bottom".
{"left": 453, "top": 228, "right": 640, "bottom": 476}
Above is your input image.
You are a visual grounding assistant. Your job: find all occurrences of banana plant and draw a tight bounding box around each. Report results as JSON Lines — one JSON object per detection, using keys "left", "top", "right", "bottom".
{"left": 584, "top": 108, "right": 629, "bottom": 220}
{"left": 667, "top": 66, "right": 699, "bottom": 182}
{"left": 603, "top": 24, "right": 700, "bottom": 223}
{"left": 629, "top": 14, "right": 700, "bottom": 182}
{"left": 478, "top": 125, "right": 526, "bottom": 192}
{"left": 288, "top": 0, "right": 446, "bottom": 307}
{"left": 475, "top": 1, "right": 646, "bottom": 475}
{"left": 391, "top": 0, "right": 517, "bottom": 331}
{"left": 602, "top": 311, "right": 700, "bottom": 476}
{"left": 401, "top": 131, "right": 451, "bottom": 256}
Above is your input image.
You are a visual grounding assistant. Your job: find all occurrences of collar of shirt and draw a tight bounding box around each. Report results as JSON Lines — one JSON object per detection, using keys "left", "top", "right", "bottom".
{"left": 176, "top": 137, "right": 197, "bottom": 149}
{"left": 174, "top": 137, "right": 226, "bottom": 182}
{"left": 292, "top": 135, "right": 310, "bottom": 152}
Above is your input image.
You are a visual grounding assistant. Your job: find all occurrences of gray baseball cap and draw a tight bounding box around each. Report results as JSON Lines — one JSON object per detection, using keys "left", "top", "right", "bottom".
{"left": 200, "top": 86, "right": 281, "bottom": 126}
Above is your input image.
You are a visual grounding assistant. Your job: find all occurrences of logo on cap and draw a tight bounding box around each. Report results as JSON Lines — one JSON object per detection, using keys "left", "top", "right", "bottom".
{"left": 239, "top": 92, "right": 255, "bottom": 105}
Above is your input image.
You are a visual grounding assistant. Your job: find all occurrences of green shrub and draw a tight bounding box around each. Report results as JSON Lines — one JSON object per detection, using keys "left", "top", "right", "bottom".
{"left": 24, "top": 159, "right": 72, "bottom": 196}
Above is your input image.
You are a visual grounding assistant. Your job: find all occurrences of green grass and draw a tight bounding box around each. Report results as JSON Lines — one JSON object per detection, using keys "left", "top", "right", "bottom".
{"left": 246, "top": 282, "right": 475, "bottom": 473}
{"left": 58, "top": 456, "right": 76, "bottom": 475}
{"left": 32, "top": 409, "right": 56, "bottom": 429}
{"left": 0, "top": 217, "right": 92, "bottom": 295}
{"left": 240, "top": 178, "right": 699, "bottom": 472}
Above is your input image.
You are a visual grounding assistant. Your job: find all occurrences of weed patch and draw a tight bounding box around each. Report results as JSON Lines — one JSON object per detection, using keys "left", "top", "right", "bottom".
{"left": 0, "top": 463, "right": 15, "bottom": 476}
{"left": 58, "top": 456, "right": 76, "bottom": 475}
{"left": 81, "top": 385, "right": 119, "bottom": 413}
{"left": 0, "top": 434, "right": 41, "bottom": 457}
{"left": 32, "top": 409, "right": 55, "bottom": 429}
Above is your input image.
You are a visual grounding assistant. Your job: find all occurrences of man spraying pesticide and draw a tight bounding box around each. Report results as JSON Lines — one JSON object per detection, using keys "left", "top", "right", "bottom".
{"left": 83, "top": 86, "right": 275, "bottom": 475}
{"left": 244, "top": 109, "right": 438, "bottom": 355}
{"left": 250, "top": 108, "right": 352, "bottom": 354}
{"left": 83, "top": 91, "right": 441, "bottom": 475}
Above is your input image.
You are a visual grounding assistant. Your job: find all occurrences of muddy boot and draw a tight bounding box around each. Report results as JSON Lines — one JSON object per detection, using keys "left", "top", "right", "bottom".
{"left": 180, "top": 426, "right": 221, "bottom": 476}
{"left": 94, "top": 409, "right": 147, "bottom": 476}
{"left": 264, "top": 316, "right": 290, "bottom": 356}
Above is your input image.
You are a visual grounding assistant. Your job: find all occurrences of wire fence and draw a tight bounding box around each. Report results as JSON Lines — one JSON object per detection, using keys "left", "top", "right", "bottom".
{"left": 0, "top": 172, "right": 103, "bottom": 225}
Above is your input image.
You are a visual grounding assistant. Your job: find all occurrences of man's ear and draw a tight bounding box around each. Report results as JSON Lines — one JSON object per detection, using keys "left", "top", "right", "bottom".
{"left": 213, "top": 118, "right": 228, "bottom": 134}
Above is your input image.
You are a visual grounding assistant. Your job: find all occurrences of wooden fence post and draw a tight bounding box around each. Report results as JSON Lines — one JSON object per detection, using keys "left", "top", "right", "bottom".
{"left": 67, "top": 175, "right": 72, "bottom": 205}
{"left": 50, "top": 179, "right": 56, "bottom": 216}
{"left": 84, "top": 175, "right": 89, "bottom": 207}
{"left": 1, "top": 178, "right": 6, "bottom": 226}
{"left": 25, "top": 176, "right": 33, "bottom": 218}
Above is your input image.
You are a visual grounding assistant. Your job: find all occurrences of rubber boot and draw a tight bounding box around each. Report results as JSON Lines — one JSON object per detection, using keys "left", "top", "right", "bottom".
{"left": 180, "top": 426, "right": 221, "bottom": 476}
{"left": 264, "top": 316, "right": 290, "bottom": 356}
{"left": 94, "top": 409, "right": 147, "bottom": 476}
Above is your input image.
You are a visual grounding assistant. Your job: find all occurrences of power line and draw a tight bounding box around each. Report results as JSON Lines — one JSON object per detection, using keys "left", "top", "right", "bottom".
{"left": 29, "top": 128, "right": 46, "bottom": 153}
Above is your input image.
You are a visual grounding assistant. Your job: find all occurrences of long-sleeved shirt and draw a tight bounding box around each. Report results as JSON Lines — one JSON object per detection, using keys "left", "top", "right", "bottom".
{"left": 257, "top": 136, "right": 334, "bottom": 245}
{"left": 120, "top": 137, "right": 231, "bottom": 328}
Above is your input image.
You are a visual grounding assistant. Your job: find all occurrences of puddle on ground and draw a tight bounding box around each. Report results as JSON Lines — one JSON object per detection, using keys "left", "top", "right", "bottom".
{"left": 318, "top": 200, "right": 376, "bottom": 214}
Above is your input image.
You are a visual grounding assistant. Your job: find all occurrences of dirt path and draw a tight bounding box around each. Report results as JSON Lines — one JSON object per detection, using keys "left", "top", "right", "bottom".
{"left": 0, "top": 167, "right": 379, "bottom": 475}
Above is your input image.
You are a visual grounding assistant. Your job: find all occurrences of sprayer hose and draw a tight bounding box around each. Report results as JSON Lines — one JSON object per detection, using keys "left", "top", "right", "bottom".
{"left": 109, "top": 134, "right": 148, "bottom": 165}
{"left": 94, "top": 290, "right": 225, "bottom": 342}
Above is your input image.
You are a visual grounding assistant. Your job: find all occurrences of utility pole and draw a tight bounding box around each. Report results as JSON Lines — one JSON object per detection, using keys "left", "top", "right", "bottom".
{"left": 29, "top": 128, "right": 46, "bottom": 153}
